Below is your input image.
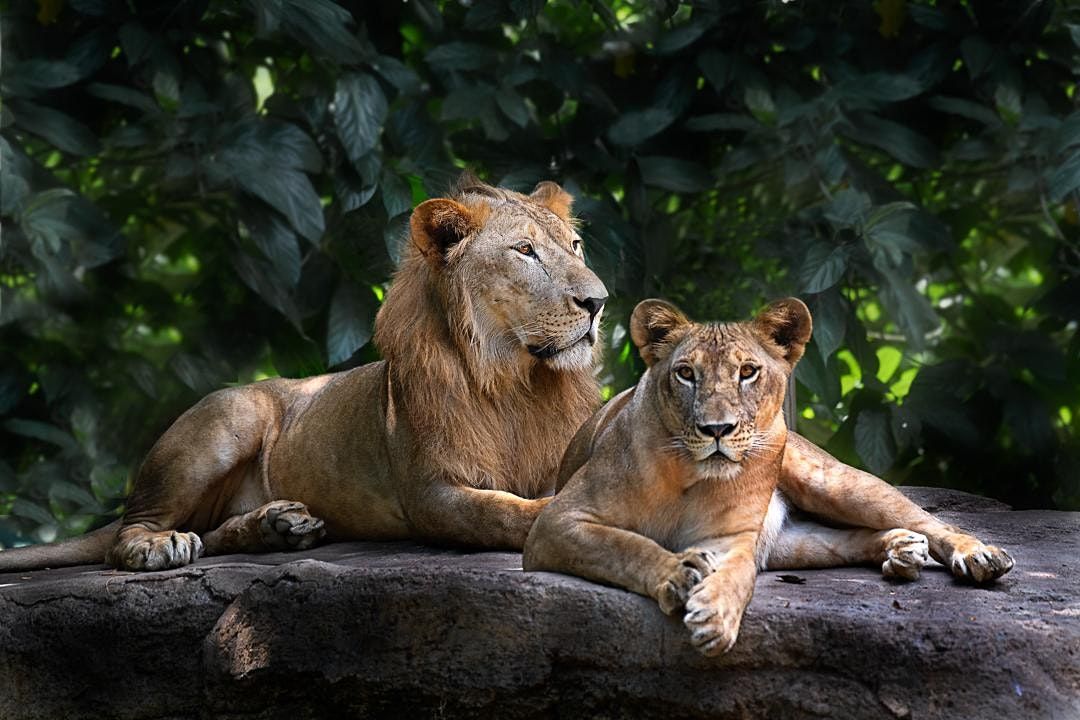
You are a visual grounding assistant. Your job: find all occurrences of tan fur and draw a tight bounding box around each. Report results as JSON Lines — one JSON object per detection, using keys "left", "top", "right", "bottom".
{"left": 0, "top": 177, "right": 607, "bottom": 572}
{"left": 524, "top": 298, "right": 1014, "bottom": 657}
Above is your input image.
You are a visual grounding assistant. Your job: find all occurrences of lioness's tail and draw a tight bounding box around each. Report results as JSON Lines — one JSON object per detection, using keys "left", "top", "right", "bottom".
{"left": 0, "top": 520, "right": 120, "bottom": 572}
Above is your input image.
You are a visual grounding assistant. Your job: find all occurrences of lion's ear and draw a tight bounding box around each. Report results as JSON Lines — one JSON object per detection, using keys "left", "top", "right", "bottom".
{"left": 530, "top": 181, "right": 574, "bottom": 222}
{"left": 752, "top": 297, "right": 812, "bottom": 367}
{"left": 630, "top": 299, "right": 692, "bottom": 367}
{"left": 410, "top": 198, "right": 481, "bottom": 262}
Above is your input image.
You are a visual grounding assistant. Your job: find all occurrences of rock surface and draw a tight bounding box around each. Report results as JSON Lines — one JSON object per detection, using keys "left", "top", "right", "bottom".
{"left": 0, "top": 487, "right": 1077, "bottom": 720}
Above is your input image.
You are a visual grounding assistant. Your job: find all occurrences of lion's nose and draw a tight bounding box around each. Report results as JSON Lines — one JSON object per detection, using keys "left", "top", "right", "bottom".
{"left": 574, "top": 295, "right": 607, "bottom": 317}
{"left": 698, "top": 423, "right": 737, "bottom": 439}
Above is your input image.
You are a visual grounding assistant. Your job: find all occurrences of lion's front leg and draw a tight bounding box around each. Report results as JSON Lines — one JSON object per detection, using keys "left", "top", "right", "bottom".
{"left": 202, "top": 501, "right": 326, "bottom": 556}
{"left": 780, "top": 432, "right": 1014, "bottom": 583}
{"left": 682, "top": 531, "right": 759, "bottom": 656}
{"left": 403, "top": 483, "right": 551, "bottom": 550}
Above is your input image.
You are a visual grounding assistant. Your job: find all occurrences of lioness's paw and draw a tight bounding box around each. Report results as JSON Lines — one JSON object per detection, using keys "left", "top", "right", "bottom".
{"left": 683, "top": 581, "right": 744, "bottom": 657}
{"left": 655, "top": 549, "right": 716, "bottom": 615}
{"left": 111, "top": 530, "right": 204, "bottom": 571}
{"left": 947, "top": 538, "right": 1014, "bottom": 583}
{"left": 881, "top": 529, "right": 930, "bottom": 581}
{"left": 259, "top": 501, "right": 326, "bottom": 550}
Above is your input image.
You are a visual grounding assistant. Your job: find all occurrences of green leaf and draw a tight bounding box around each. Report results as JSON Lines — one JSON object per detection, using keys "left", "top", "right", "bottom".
{"left": 744, "top": 87, "right": 776, "bottom": 125}
{"left": 684, "top": 114, "right": 758, "bottom": 132}
{"left": 279, "top": 0, "right": 366, "bottom": 63}
{"left": 1002, "top": 386, "right": 1055, "bottom": 454}
{"left": 232, "top": 251, "right": 303, "bottom": 329}
{"left": 799, "top": 243, "right": 849, "bottom": 293}
{"left": 823, "top": 189, "right": 871, "bottom": 227}
{"left": 608, "top": 108, "right": 677, "bottom": 146}
{"left": 636, "top": 156, "right": 712, "bottom": 193}
{"left": 495, "top": 86, "right": 530, "bottom": 128}
{"left": 169, "top": 353, "right": 223, "bottom": 395}
{"left": 11, "top": 499, "right": 56, "bottom": 527}
{"left": 1048, "top": 154, "right": 1080, "bottom": 203}
{"left": 854, "top": 409, "right": 896, "bottom": 475}
{"left": 215, "top": 122, "right": 325, "bottom": 242}
{"left": 10, "top": 100, "right": 100, "bottom": 156}
{"left": 333, "top": 73, "right": 388, "bottom": 169}
{"left": 794, "top": 341, "right": 841, "bottom": 408}
{"left": 697, "top": 49, "right": 731, "bottom": 93}
{"left": 381, "top": 169, "right": 413, "bottom": 218}
{"left": 837, "top": 73, "right": 923, "bottom": 103}
{"left": 327, "top": 281, "right": 375, "bottom": 366}
{"left": 4, "top": 60, "right": 82, "bottom": 97}
{"left": 371, "top": 55, "right": 421, "bottom": 94}
{"left": 425, "top": 42, "right": 499, "bottom": 71}
{"left": 86, "top": 83, "right": 160, "bottom": 113}
{"left": 960, "top": 35, "right": 993, "bottom": 79}
{"left": 244, "top": 210, "right": 301, "bottom": 286}
{"left": 927, "top": 96, "right": 1000, "bottom": 127}
{"left": 994, "top": 83, "right": 1022, "bottom": 125}
{"left": 873, "top": 257, "right": 939, "bottom": 350}
{"left": 843, "top": 113, "right": 937, "bottom": 168}
{"left": 0, "top": 137, "right": 31, "bottom": 214}
{"left": 17, "top": 189, "right": 80, "bottom": 255}
{"left": 3, "top": 419, "right": 78, "bottom": 451}
{"left": 509, "top": 0, "right": 544, "bottom": 19}
{"left": 655, "top": 20, "right": 709, "bottom": 55}
{"left": 809, "top": 291, "right": 846, "bottom": 361}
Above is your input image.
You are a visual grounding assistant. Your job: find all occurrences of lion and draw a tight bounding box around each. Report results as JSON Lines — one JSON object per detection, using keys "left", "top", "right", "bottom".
{"left": 523, "top": 298, "right": 1014, "bottom": 656}
{"left": 0, "top": 177, "right": 607, "bottom": 572}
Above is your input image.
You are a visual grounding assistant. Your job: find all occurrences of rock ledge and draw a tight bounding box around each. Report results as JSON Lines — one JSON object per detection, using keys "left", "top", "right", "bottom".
{"left": 1, "top": 487, "right": 1077, "bottom": 720}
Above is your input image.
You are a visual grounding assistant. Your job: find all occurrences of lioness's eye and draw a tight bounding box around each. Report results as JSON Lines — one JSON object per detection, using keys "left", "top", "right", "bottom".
{"left": 675, "top": 365, "right": 695, "bottom": 382}
{"left": 514, "top": 242, "right": 535, "bottom": 256}
{"left": 571, "top": 239, "right": 582, "bottom": 253}
{"left": 739, "top": 364, "right": 759, "bottom": 380}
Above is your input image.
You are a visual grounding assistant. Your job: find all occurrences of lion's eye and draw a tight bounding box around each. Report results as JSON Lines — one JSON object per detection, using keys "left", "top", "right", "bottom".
{"left": 514, "top": 242, "right": 535, "bottom": 256}
{"left": 675, "top": 365, "right": 695, "bottom": 383}
{"left": 571, "top": 239, "right": 582, "bottom": 254}
{"left": 739, "top": 364, "right": 759, "bottom": 380}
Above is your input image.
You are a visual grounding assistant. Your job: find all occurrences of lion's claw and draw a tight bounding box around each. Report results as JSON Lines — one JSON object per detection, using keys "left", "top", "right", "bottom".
{"left": 260, "top": 501, "right": 326, "bottom": 550}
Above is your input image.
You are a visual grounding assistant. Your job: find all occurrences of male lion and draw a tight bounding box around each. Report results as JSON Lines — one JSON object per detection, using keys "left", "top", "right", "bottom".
{"left": 523, "top": 298, "right": 1013, "bottom": 656}
{"left": 0, "top": 178, "right": 607, "bottom": 572}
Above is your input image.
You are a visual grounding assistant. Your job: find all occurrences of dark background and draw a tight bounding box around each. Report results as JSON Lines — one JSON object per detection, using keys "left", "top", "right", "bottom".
{"left": 1, "top": 0, "right": 1078, "bottom": 547}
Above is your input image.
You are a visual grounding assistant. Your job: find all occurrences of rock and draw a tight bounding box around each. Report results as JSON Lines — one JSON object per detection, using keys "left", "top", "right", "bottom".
{"left": 0, "top": 487, "right": 1077, "bottom": 720}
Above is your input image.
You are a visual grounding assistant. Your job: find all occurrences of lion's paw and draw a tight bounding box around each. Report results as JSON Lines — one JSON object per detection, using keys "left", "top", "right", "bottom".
{"left": 110, "top": 530, "right": 204, "bottom": 571}
{"left": 259, "top": 501, "right": 326, "bottom": 550}
{"left": 946, "top": 536, "right": 1014, "bottom": 583}
{"left": 654, "top": 548, "right": 716, "bottom": 616}
{"left": 683, "top": 581, "right": 744, "bottom": 657}
{"left": 880, "top": 529, "right": 930, "bottom": 581}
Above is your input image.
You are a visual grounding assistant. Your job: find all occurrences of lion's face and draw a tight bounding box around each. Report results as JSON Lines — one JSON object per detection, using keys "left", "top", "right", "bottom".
{"left": 410, "top": 181, "right": 607, "bottom": 371}
{"left": 630, "top": 299, "right": 812, "bottom": 480}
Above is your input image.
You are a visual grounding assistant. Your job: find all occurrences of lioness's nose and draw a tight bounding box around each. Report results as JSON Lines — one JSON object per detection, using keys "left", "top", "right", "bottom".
{"left": 699, "top": 423, "right": 737, "bottom": 439}
{"left": 574, "top": 295, "right": 607, "bottom": 317}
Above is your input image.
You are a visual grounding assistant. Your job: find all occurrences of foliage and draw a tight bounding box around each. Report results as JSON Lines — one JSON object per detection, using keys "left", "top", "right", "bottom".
{"left": 1, "top": 0, "right": 1079, "bottom": 546}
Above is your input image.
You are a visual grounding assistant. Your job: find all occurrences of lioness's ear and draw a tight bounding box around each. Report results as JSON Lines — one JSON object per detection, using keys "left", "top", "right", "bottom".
{"left": 630, "top": 299, "right": 692, "bottom": 367}
{"left": 752, "top": 297, "right": 813, "bottom": 367}
{"left": 530, "top": 181, "right": 574, "bottom": 222}
{"left": 410, "top": 198, "right": 481, "bottom": 263}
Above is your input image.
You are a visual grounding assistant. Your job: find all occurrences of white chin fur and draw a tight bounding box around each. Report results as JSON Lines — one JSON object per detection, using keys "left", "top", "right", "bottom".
{"left": 695, "top": 455, "right": 743, "bottom": 481}
{"left": 543, "top": 340, "right": 594, "bottom": 371}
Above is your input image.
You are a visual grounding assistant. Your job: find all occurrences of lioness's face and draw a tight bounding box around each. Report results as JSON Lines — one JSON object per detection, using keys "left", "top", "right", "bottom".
{"left": 631, "top": 299, "right": 812, "bottom": 480}
{"left": 413, "top": 181, "right": 608, "bottom": 371}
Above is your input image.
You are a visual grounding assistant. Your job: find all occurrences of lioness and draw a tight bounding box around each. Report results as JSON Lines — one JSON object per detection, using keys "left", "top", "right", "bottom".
{"left": 523, "top": 298, "right": 1013, "bottom": 656}
{"left": 0, "top": 177, "right": 607, "bottom": 572}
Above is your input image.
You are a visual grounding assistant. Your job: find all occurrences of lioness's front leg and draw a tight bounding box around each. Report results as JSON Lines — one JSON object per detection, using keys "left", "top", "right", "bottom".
{"left": 524, "top": 509, "right": 716, "bottom": 614}
{"left": 683, "top": 530, "right": 759, "bottom": 656}
{"left": 780, "top": 433, "right": 1013, "bottom": 583}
